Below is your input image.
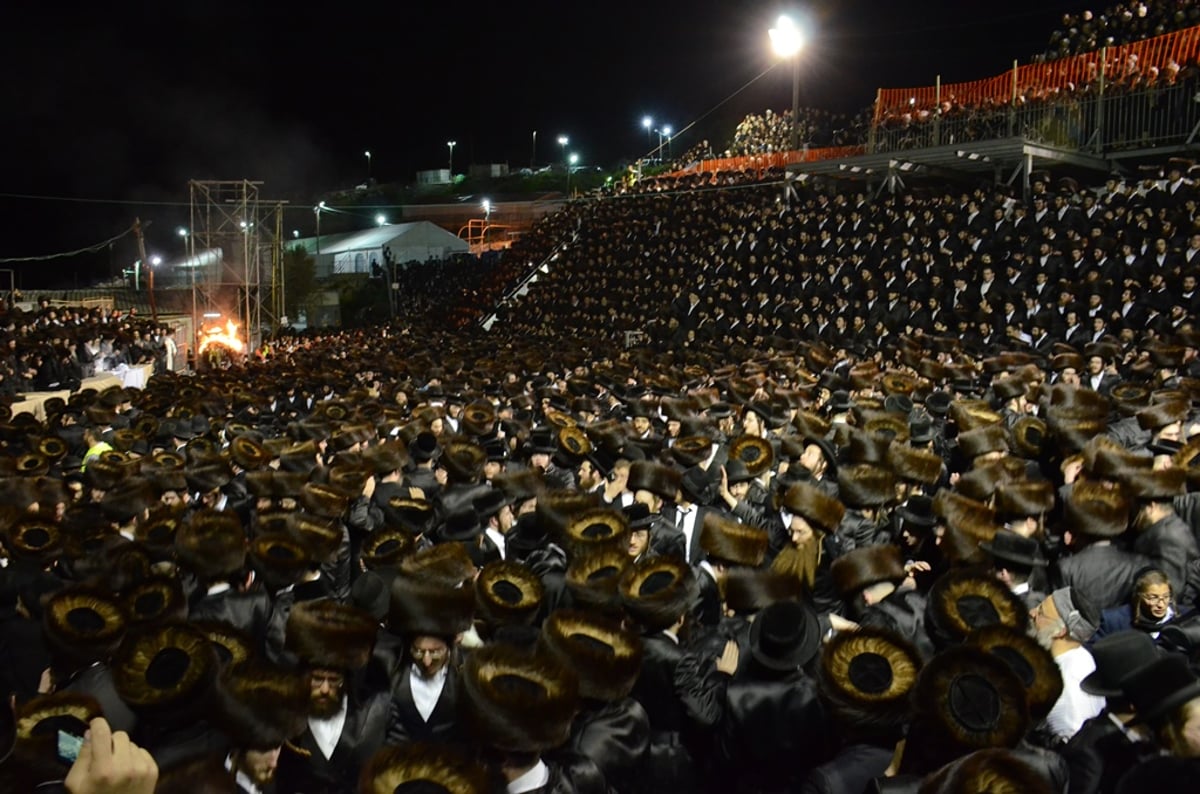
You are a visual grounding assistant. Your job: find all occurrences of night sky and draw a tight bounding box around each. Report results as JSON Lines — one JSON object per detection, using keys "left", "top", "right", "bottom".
{"left": 0, "top": 0, "right": 1101, "bottom": 288}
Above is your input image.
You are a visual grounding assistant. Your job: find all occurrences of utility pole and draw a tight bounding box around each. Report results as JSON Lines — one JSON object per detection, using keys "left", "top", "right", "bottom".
{"left": 132, "top": 217, "right": 158, "bottom": 323}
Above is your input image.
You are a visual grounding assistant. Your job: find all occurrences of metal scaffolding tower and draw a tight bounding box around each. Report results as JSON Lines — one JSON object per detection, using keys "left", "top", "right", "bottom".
{"left": 186, "top": 180, "right": 287, "bottom": 355}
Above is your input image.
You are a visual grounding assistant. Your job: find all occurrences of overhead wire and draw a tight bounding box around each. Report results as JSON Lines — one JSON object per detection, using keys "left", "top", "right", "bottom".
{"left": 0, "top": 224, "right": 138, "bottom": 263}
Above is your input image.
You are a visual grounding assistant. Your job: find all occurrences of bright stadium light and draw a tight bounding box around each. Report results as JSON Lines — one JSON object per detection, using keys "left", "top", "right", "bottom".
{"left": 376, "top": 213, "right": 387, "bottom": 226}
{"left": 770, "top": 14, "right": 807, "bottom": 151}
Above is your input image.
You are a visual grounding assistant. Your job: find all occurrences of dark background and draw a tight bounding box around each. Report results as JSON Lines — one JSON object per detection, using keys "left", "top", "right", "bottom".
{"left": 0, "top": 1, "right": 1101, "bottom": 287}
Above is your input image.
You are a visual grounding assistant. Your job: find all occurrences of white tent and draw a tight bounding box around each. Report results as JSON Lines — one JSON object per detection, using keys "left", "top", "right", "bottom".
{"left": 305, "top": 221, "right": 470, "bottom": 277}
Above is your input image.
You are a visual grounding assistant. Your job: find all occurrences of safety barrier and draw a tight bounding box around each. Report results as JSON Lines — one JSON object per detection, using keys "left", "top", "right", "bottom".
{"left": 670, "top": 145, "right": 867, "bottom": 177}
{"left": 874, "top": 24, "right": 1200, "bottom": 124}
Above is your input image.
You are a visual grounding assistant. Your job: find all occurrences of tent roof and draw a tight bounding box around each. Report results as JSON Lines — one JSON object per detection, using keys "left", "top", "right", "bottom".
{"left": 289, "top": 221, "right": 467, "bottom": 256}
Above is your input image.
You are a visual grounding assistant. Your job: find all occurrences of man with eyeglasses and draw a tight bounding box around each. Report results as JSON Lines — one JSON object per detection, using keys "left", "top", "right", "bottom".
{"left": 384, "top": 572, "right": 471, "bottom": 746}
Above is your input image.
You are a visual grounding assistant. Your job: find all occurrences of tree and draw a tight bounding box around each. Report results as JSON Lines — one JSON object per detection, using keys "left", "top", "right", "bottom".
{"left": 282, "top": 245, "right": 317, "bottom": 323}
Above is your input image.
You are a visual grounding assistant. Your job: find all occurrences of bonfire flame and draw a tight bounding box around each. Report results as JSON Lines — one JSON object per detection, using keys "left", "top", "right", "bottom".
{"left": 198, "top": 320, "right": 245, "bottom": 355}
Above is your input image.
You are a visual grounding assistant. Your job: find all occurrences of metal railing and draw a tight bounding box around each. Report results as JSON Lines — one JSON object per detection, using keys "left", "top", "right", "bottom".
{"left": 870, "top": 75, "right": 1200, "bottom": 154}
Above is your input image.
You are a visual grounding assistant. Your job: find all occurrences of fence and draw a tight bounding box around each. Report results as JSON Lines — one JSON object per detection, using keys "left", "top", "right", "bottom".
{"left": 670, "top": 145, "right": 867, "bottom": 177}
{"left": 873, "top": 25, "right": 1200, "bottom": 125}
{"left": 871, "top": 74, "right": 1200, "bottom": 154}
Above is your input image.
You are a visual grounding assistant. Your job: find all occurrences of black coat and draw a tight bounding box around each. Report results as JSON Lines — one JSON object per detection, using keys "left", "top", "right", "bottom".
{"left": 629, "top": 633, "right": 700, "bottom": 790}
{"left": 567, "top": 698, "right": 650, "bottom": 792}
{"left": 1053, "top": 543, "right": 1151, "bottom": 611}
{"left": 800, "top": 742, "right": 894, "bottom": 794}
{"left": 1134, "top": 513, "right": 1200, "bottom": 593}
{"left": 385, "top": 665, "right": 461, "bottom": 745}
{"left": 275, "top": 691, "right": 391, "bottom": 794}
{"left": 1063, "top": 712, "right": 1159, "bottom": 794}
{"left": 714, "top": 666, "right": 831, "bottom": 792}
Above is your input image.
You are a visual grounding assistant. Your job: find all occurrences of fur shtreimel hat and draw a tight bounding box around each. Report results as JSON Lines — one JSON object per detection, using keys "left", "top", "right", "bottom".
{"left": 830, "top": 544, "right": 907, "bottom": 598}
{"left": 43, "top": 586, "right": 127, "bottom": 668}
{"left": 538, "top": 609, "right": 643, "bottom": 702}
{"left": 1082, "top": 436, "right": 1151, "bottom": 480}
{"left": 1062, "top": 480, "right": 1131, "bottom": 538}
{"left": 285, "top": 598, "right": 378, "bottom": 671}
{"left": 729, "top": 434, "right": 775, "bottom": 477}
{"left": 174, "top": 509, "right": 246, "bottom": 582}
{"left": 699, "top": 513, "right": 769, "bottom": 567}
{"left": 837, "top": 464, "right": 897, "bottom": 509}
{"left": 957, "top": 424, "right": 1010, "bottom": 461}
{"left": 965, "top": 625, "right": 1063, "bottom": 722}
{"left": 818, "top": 627, "right": 922, "bottom": 733}
{"left": 925, "top": 569, "right": 1029, "bottom": 648}
{"left": 886, "top": 443, "right": 943, "bottom": 486}
{"left": 627, "top": 460, "right": 682, "bottom": 501}
{"left": 618, "top": 556, "right": 698, "bottom": 632}
{"left": 476, "top": 560, "right": 545, "bottom": 628}
{"left": 359, "top": 743, "right": 490, "bottom": 794}
{"left": 1117, "top": 465, "right": 1186, "bottom": 502}
{"left": 563, "top": 507, "right": 629, "bottom": 550}
{"left": 912, "top": 646, "right": 1030, "bottom": 757}
{"left": 722, "top": 568, "right": 804, "bottom": 616}
{"left": 460, "top": 644, "right": 580, "bottom": 753}
{"left": 780, "top": 482, "right": 846, "bottom": 533}
{"left": 919, "top": 749, "right": 1053, "bottom": 794}
{"left": 215, "top": 661, "right": 309, "bottom": 750}
{"left": 111, "top": 622, "right": 217, "bottom": 721}
{"left": 389, "top": 572, "right": 475, "bottom": 640}
{"left": 993, "top": 479, "right": 1055, "bottom": 521}
{"left": 565, "top": 545, "right": 631, "bottom": 613}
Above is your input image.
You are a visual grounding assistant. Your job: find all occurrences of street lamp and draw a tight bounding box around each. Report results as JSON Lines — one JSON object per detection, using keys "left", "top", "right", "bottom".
{"left": 770, "top": 14, "right": 806, "bottom": 152}
{"left": 364, "top": 150, "right": 372, "bottom": 181}
{"left": 567, "top": 153, "right": 579, "bottom": 197}
{"left": 376, "top": 213, "right": 387, "bottom": 226}
{"left": 663, "top": 125, "right": 673, "bottom": 161}
{"left": 482, "top": 199, "right": 491, "bottom": 222}
{"left": 642, "top": 116, "right": 652, "bottom": 149}
{"left": 557, "top": 135, "right": 569, "bottom": 164}
{"left": 447, "top": 141, "right": 456, "bottom": 179}
{"left": 314, "top": 201, "right": 326, "bottom": 255}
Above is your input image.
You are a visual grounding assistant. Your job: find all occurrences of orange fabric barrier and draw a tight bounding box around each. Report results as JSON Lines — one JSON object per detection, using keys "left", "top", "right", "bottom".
{"left": 669, "top": 146, "right": 866, "bottom": 177}
{"left": 874, "top": 24, "right": 1200, "bottom": 123}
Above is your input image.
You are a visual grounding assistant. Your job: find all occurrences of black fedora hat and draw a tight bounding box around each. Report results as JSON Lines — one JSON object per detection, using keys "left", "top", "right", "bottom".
{"left": 895, "top": 494, "right": 937, "bottom": 530}
{"left": 747, "top": 599, "right": 820, "bottom": 672}
{"left": 1080, "top": 630, "right": 1161, "bottom": 698}
{"left": 1124, "top": 654, "right": 1200, "bottom": 725}
{"left": 978, "top": 529, "right": 1046, "bottom": 570}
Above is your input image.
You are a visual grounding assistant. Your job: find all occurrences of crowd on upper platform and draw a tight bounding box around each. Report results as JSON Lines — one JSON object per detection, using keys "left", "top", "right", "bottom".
{"left": 1039, "top": 1, "right": 1200, "bottom": 61}
{"left": 724, "top": 107, "right": 871, "bottom": 157}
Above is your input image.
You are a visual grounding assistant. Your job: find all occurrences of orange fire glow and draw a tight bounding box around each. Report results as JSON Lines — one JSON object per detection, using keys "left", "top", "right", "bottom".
{"left": 198, "top": 320, "right": 245, "bottom": 355}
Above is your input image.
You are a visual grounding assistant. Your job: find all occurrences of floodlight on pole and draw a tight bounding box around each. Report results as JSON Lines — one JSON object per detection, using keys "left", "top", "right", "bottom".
{"left": 364, "top": 150, "right": 372, "bottom": 180}
{"left": 769, "top": 14, "right": 806, "bottom": 152}
{"left": 642, "top": 116, "right": 653, "bottom": 148}
{"left": 376, "top": 213, "right": 387, "bottom": 226}
{"left": 447, "top": 141, "right": 456, "bottom": 178}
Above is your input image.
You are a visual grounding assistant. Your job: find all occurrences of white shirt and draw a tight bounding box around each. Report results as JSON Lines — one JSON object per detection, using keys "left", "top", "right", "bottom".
{"left": 225, "top": 753, "right": 263, "bottom": 794}
{"left": 1046, "top": 646, "right": 1106, "bottom": 741}
{"left": 411, "top": 663, "right": 448, "bottom": 722}
{"left": 309, "top": 697, "right": 348, "bottom": 760}
{"left": 485, "top": 526, "right": 507, "bottom": 559}
{"left": 508, "top": 760, "right": 551, "bottom": 793}
{"left": 676, "top": 504, "right": 699, "bottom": 560}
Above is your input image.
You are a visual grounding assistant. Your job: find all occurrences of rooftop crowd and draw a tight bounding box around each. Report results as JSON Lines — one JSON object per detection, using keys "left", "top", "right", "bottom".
{"left": 724, "top": 107, "right": 871, "bottom": 157}
{"left": 1, "top": 151, "right": 1200, "bottom": 793}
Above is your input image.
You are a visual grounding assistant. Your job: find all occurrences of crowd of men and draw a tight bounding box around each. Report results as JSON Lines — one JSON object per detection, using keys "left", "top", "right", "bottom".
{"left": 1039, "top": 1, "right": 1200, "bottom": 61}
{"left": 724, "top": 107, "right": 870, "bottom": 157}
{"left": 7, "top": 12, "right": 1200, "bottom": 794}
{"left": 1, "top": 151, "right": 1200, "bottom": 793}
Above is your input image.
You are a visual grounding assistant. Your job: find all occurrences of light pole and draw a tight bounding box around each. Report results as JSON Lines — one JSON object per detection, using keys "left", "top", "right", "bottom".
{"left": 447, "top": 140, "right": 456, "bottom": 180}
{"left": 364, "top": 150, "right": 372, "bottom": 181}
{"left": 314, "top": 201, "right": 326, "bottom": 256}
{"left": 663, "top": 125, "right": 673, "bottom": 161}
{"left": 770, "top": 14, "right": 806, "bottom": 152}
{"left": 642, "top": 116, "right": 652, "bottom": 149}
{"left": 567, "top": 153, "right": 579, "bottom": 197}
{"left": 376, "top": 213, "right": 387, "bottom": 226}
{"left": 557, "top": 136, "right": 569, "bottom": 193}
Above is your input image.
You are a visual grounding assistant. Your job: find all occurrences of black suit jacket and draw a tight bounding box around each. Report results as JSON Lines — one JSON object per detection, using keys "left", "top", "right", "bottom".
{"left": 1054, "top": 543, "right": 1151, "bottom": 611}
{"left": 276, "top": 692, "right": 391, "bottom": 794}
